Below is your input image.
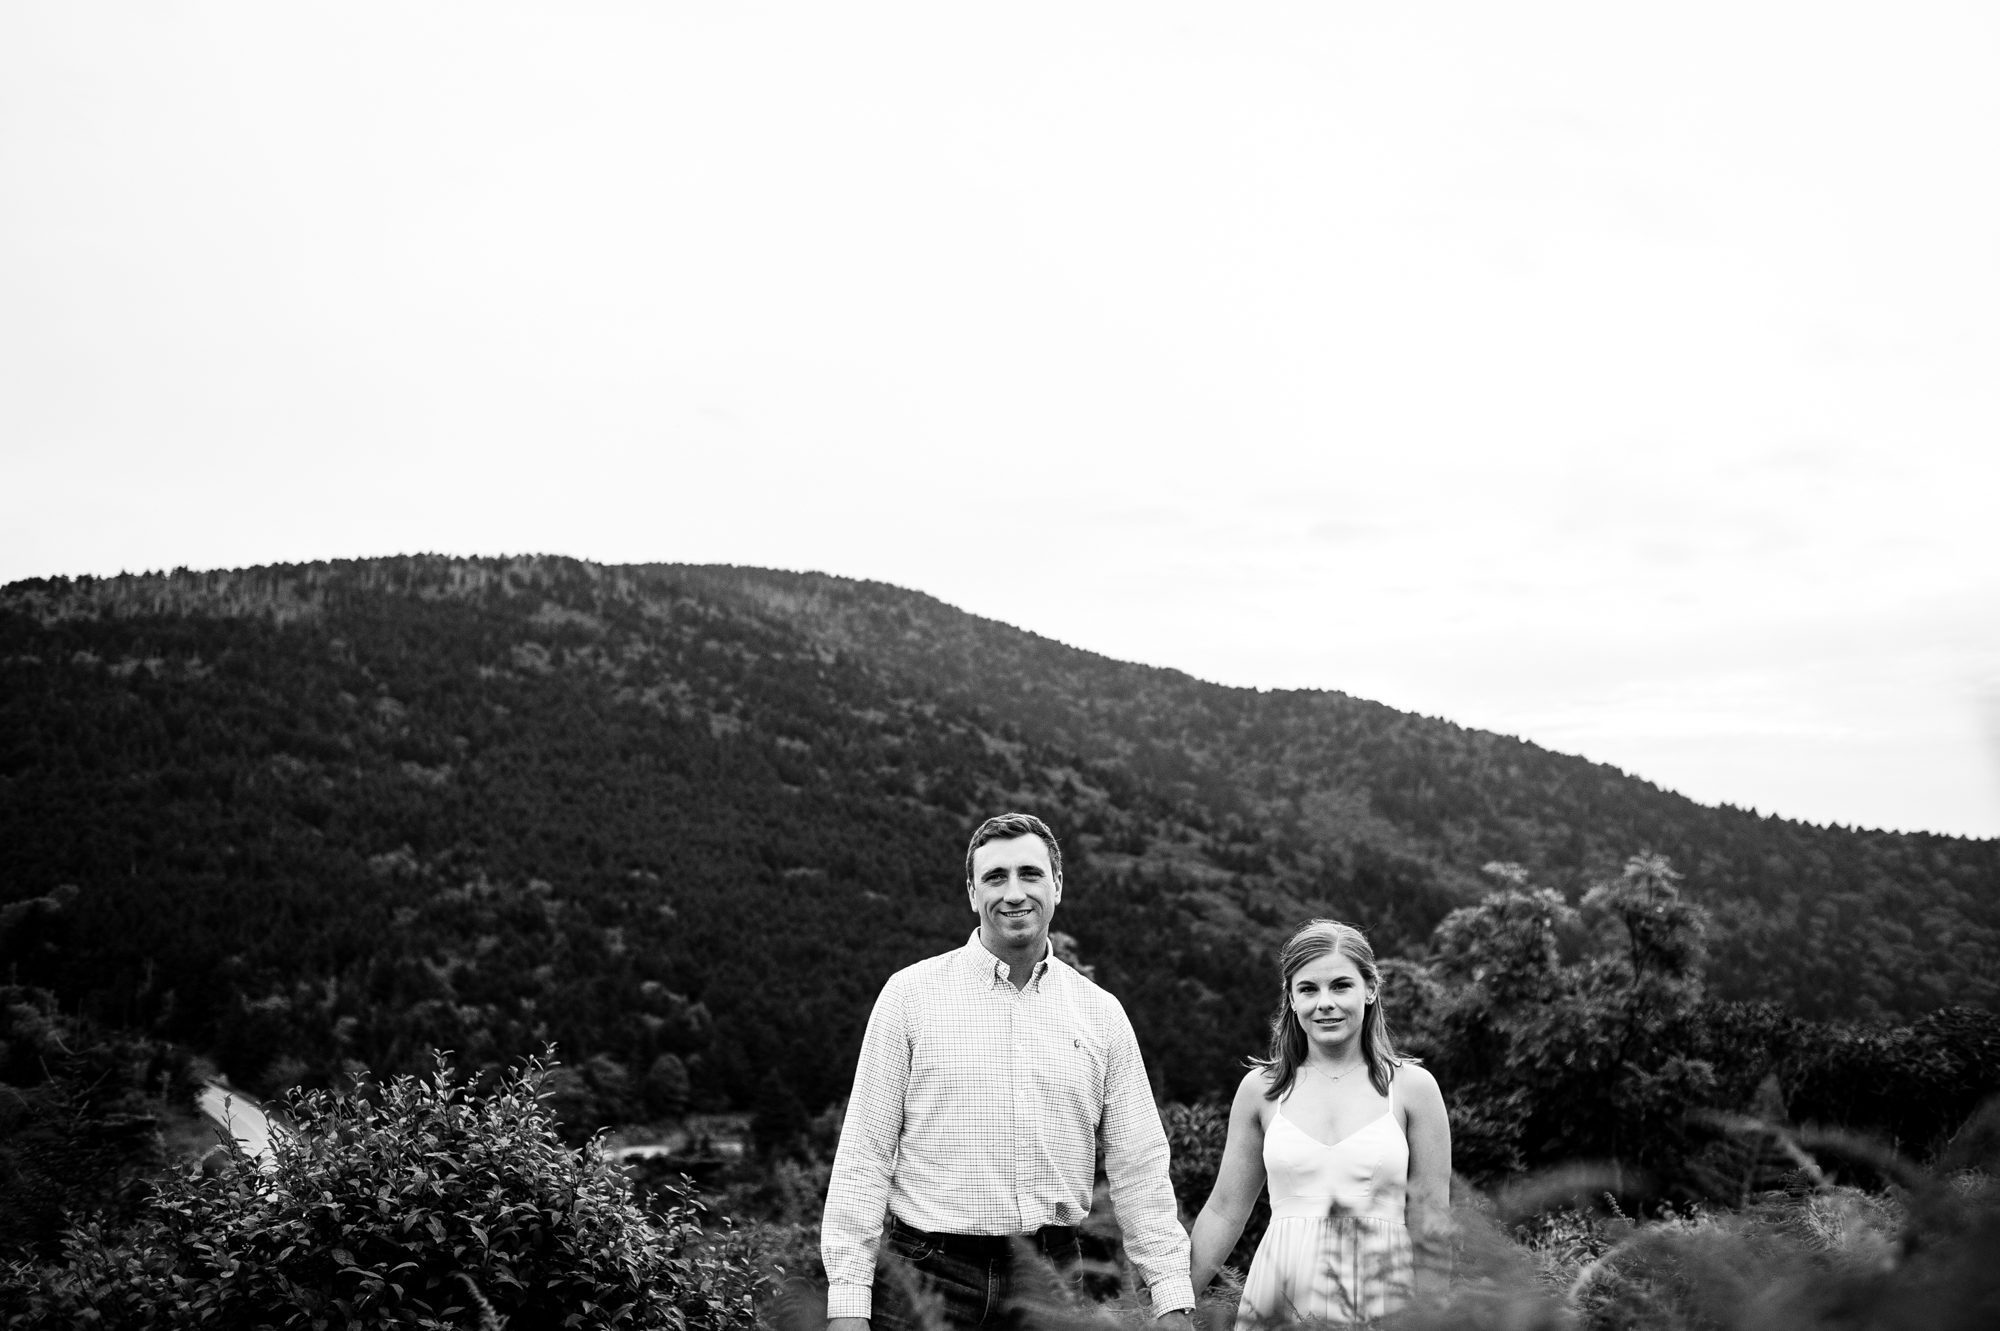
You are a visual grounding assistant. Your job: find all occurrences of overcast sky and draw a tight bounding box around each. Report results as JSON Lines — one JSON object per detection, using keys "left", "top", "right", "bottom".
{"left": 5, "top": 3, "right": 1997, "bottom": 838}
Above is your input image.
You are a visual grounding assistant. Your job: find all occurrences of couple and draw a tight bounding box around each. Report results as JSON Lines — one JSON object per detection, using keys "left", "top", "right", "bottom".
{"left": 821, "top": 813, "right": 1452, "bottom": 1331}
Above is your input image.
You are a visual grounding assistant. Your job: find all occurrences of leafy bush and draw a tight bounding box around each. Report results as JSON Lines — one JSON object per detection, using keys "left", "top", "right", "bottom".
{"left": 2, "top": 1053, "right": 765, "bottom": 1330}
{"left": 1692, "top": 1001, "right": 2000, "bottom": 1162}
{"left": 1159, "top": 1100, "right": 1229, "bottom": 1219}
{"left": 1786, "top": 1007, "right": 2000, "bottom": 1156}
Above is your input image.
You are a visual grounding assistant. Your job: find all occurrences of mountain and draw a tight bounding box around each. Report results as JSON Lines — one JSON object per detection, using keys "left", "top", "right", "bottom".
{"left": 2, "top": 555, "right": 1995, "bottom": 1117}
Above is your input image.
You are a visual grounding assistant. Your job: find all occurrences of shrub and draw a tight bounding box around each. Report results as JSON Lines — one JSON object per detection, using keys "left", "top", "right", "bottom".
{"left": 2, "top": 1052, "right": 765, "bottom": 1330}
{"left": 1785, "top": 1007, "right": 2000, "bottom": 1156}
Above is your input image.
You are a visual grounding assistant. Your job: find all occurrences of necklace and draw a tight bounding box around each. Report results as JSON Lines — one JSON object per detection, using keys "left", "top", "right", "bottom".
{"left": 1300, "top": 1061, "right": 1362, "bottom": 1085}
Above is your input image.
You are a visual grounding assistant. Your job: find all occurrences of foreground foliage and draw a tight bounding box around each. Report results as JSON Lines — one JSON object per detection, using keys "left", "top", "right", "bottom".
{"left": 769, "top": 1152, "right": 2000, "bottom": 1331}
{"left": 1478, "top": 1142, "right": 2000, "bottom": 1331}
{"left": 0, "top": 1054, "right": 763, "bottom": 1330}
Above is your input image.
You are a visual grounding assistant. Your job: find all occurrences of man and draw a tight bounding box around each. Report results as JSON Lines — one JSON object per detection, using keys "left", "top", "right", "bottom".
{"left": 821, "top": 813, "right": 1197, "bottom": 1331}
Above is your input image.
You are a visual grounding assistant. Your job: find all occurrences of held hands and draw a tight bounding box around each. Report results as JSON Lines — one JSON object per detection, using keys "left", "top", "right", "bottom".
{"left": 833, "top": 1307, "right": 1190, "bottom": 1328}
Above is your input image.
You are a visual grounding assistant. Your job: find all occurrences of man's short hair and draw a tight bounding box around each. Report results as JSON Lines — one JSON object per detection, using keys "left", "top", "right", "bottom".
{"left": 964, "top": 812, "right": 1064, "bottom": 886}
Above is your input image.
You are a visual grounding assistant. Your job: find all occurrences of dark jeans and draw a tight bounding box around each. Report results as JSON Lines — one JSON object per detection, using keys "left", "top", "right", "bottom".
{"left": 870, "top": 1218, "right": 1083, "bottom": 1331}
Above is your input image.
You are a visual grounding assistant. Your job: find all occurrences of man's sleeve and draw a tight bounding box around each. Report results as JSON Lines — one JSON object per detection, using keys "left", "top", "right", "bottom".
{"left": 820, "top": 975, "right": 911, "bottom": 1320}
{"left": 1098, "top": 999, "right": 1196, "bottom": 1317}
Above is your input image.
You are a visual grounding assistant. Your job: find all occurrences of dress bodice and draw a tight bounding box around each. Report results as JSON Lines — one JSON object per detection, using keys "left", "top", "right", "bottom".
{"left": 1261, "top": 1097, "right": 1408, "bottom": 1225}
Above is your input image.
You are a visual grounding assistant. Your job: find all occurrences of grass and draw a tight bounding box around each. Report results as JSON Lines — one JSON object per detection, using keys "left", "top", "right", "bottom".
{"left": 726, "top": 1137, "right": 1997, "bottom": 1331}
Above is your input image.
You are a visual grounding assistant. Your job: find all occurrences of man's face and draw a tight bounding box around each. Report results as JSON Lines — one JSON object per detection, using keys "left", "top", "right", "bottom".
{"left": 967, "top": 833, "right": 1061, "bottom": 956}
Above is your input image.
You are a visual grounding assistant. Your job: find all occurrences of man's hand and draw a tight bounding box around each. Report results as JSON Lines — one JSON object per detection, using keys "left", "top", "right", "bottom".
{"left": 827, "top": 1319, "right": 870, "bottom": 1331}
{"left": 1154, "top": 1309, "right": 1195, "bottom": 1331}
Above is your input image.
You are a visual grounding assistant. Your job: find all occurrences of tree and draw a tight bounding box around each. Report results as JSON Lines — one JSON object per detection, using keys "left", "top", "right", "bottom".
{"left": 0, "top": 985, "right": 188, "bottom": 1262}
{"left": 645, "top": 1053, "right": 692, "bottom": 1118}
{"left": 1405, "top": 855, "right": 1717, "bottom": 1184}
{"left": 751, "top": 1071, "right": 810, "bottom": 1160}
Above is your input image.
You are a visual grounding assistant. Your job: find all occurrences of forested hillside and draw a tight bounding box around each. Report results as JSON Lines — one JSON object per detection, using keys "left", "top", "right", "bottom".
{"left": 673, "top": 565, "right": 2000, "bottom": 1020}
{"left": 3, "top": 556, "right": 1995, "bottom": 1119}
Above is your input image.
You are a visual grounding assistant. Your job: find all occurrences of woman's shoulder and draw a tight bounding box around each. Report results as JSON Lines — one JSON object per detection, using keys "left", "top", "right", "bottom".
{"left": 1390, "top": 1060, "right": 1445, "bottom": 1106}
{"left": 1232, "top": 1063, "right": 1282, "bottom": 1110}
{"left": 1236, "top": 1063, "right": 1276, "bottom": 1093}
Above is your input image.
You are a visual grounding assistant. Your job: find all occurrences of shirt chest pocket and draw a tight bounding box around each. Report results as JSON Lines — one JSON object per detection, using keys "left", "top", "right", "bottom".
{"left": 1028, "top": 1029, "right": 1106, "bottom": 1118}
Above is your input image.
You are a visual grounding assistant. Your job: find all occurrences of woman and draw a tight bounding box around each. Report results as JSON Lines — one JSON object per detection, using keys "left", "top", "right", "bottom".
{"left": 1189, "top": 920, "right": 1451, "bottom": 1326}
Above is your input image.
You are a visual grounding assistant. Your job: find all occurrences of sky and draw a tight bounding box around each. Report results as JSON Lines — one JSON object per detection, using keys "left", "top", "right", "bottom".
{"left": 4, "top": 3, "right": 1997, "bottom": 839}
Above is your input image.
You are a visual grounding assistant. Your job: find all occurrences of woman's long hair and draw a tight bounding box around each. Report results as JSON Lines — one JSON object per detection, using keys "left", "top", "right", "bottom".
{"left": 1255, "top": 919, "right": 1404, "bottom": 1100}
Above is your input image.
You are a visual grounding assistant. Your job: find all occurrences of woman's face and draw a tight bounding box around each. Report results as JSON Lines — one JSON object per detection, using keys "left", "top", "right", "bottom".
{"left": 1289, "top": 948, "right": 1373, "bottom": 1051}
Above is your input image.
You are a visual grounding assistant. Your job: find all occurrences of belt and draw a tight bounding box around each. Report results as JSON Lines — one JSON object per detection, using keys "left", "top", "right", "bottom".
{"left": 886, "top": 1215, "right": 1079, "bottom": 1262}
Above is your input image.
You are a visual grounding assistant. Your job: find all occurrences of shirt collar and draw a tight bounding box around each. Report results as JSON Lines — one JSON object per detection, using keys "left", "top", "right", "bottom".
{"left": 962, "top": 928, "right": 1058, "bottom": 990}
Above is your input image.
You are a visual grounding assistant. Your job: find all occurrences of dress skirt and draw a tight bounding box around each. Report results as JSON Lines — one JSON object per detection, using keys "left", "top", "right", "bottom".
{"left": 1233, "top": 1204, "right": 1414, "bottom": 1328}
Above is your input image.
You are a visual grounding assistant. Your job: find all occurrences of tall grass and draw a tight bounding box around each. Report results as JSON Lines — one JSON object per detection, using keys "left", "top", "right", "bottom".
{"left": 754, "top": 1117, "right": 1997, "bottom": 1331}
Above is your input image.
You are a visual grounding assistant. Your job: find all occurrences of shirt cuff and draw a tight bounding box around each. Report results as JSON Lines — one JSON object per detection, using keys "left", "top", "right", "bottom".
{"left": 1148, "top": 1276, "right": 1197, "bottom": 1318}
{"left": 826, "top": 1283, "right": 873, "bottom": 1320}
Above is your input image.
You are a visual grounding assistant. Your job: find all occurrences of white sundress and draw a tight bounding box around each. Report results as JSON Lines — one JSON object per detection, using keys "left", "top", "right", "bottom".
{"left": 1233, "top": 1077, "right": 1414, "bottom": 1328}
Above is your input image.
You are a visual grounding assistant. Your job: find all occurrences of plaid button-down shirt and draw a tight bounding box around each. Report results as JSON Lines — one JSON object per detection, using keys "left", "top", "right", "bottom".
{"left": 822, "top": 931, "right": 1194, "bottom": 1319}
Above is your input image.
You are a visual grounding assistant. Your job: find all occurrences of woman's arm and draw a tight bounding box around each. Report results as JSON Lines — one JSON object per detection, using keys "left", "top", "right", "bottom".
{"left": 1188, "top": 1069, "right": 1270, "bottom": 1297}
{"left": 1398, "top": 1063, "right": 1453, "bottom": 1299}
